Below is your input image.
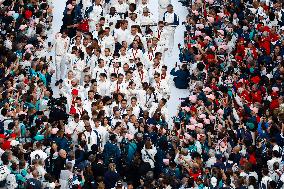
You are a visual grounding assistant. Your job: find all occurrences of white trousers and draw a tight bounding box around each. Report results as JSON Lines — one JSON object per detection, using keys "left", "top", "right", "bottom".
{"left": 166, "top": 26, "right": 176, "bottom": 52}
{"left": 55, "top": 55, "right": 64, "bottom": 80}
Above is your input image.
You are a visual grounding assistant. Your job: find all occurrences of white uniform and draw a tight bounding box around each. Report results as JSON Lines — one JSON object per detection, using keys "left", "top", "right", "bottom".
{"left": 105, "top": 13, "right": 121, "bottom": 32}
{"left": 151, "top": 80, "right": 170, "bottom": 100}
{"left": 93, "top": 125, "right": 109, "bottom": 149}
{"left": 84, "top": 54, "right": 96, "bottom": 68}
{"left": 83, "top": 130, "right": 100, "bottom": 151}
{"left": 114, "top": 28, "right": 131, "bottom": 44}
{"left": 138, "top": 90, "right": 156, "bottom": 110}
{"left": 133, "top": 69, "right": 149, "bottom": 86}
{"left": 113, "top": 2, "right": 129, "bottom": 15}
{"left": 97, "top": 80, "right": 111, "bottom": 96}
{"left": 54, "top": 33, "right": 70, "bottom": 80}
{"left": 149, "top": 103, "right": 169, "bottom": 122}
{"left": 102, "top": 35, "right": 115, "bottom": 54}
{"left": 88, "top": 5, "right": 103, "bottom": 31}
{"left": 143, "top": 51, "right": 155, "bottom": 70}
{"left": 91, "top": 66, "right": 109, "bottom": 80}
{"left": 83, "top": 99, "right": 95, "bottom": 117}
{"left": 68, "top": 57, "right": 86, "bottom": 82}
{"left": 140, "top": 13, "right": 155, "bottom": 27}
{"left": 82, "top": 0, "right": 92, "bottom": 16}
{"left": 163, "top": 11, "right": 179, "bottom": 52}
{"left": 66, "top": 120, "right": 85, "bottom": 143}
{"left": 110, "top": 81, "right": 127, "bottom": 94}
{"left": 127, "top": 17, "right": 141, "bottom": 30}
{"left": 128, "top": 48, "right": 143, "bottom": 60}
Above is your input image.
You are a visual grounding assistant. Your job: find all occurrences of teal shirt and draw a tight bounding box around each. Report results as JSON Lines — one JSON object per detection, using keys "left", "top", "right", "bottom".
{"left": 19, "top": 122, "right": 26, "bottom": 137}
{"left": 29, "top": 68, "right": 37, "bottom": 78}
{"left": 37, "top": 72, "right": 47, "bottom": 86}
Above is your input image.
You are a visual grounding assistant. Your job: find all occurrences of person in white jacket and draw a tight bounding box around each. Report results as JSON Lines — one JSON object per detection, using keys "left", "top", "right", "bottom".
{"left": 149, "top": 98, "right": 169, "bottom": 123}
{"left": 141, "top": 140, "right": 157, "bottom": 169}
{"left": 54, "top": 31, "right": 70, "bottom": 80}
{"left": 158, "top": 0, "right": 171, "bottom": 21}
{"left": 163, "top": 4, "right": 179, "bottom": 53}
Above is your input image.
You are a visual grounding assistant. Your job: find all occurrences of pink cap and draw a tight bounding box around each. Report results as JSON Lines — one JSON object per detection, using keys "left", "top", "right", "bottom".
{"left": 204, "top": 119, "right": 210, "bottom": 125}
{"left": 251, "top": 107, "right": 259, "bottom": 114}
{"left": 65, "top": 128, "right": 73, "bottom": 135}
{"left": 217, "top": 13, "right": 224, "bottom": 18}
{"left": 272, "top": 87, "right": 279, "bottom": 92}
{"left": 192, "top": 10, "right": 199, "bottom": 16}
{"left": 125, "top": 133, "right": 134, "bottom": 140}
{"left": 199, "top": 114, "right": 206, "bottom": 119}
{"left": 206, "top": 94, "right": 215, "bottom": 100}
{"left": 203, "top": 87, "right": 212, "bottom": 93}
{"left": 207, "top": 17, "right": 215, "bottom": 23}
{"left": 204, "top": 36, "right": 212, "bottom": 41}
{"left": 186, "top": 125, "right": 196, "bottom": 130}
{"left": 208, "top": 0, "right": 214, "bottom": 4}
{"left": 183, "top": 107, "right": 191, "bottom": 112}
{"left": 217, "top": 109, "right": 224, "bottom": 115}
{"left": 51, "top": 128, "right": 59, "bottom": 135}
{"left": 25, "top": 44, "right": 34, "bottom": 49}
{"left": 184, "top": 133, "right": 193, "bottom": 139}
{"left": 196, "top": 123, "right": 203, "bottom": 128}
{"left": 196, "top": 24, "right": 204, "bottom": 29}
{"left": 190, "top": 117, "right": 197, "bottom": 124}
{"left": 197, "top": 133, "right": 206, "bottom": 140}
{"left": 210, "top": 46, "right": 216, "bottom": 51}
{"left": 209, "top": 115, "right": 216, "bottom": 121}
{"left": 195, "top": 31, "right": 202, "bottom": 36}
{"left": 189, "top": 95, "right": 197, "bottom": 103}
{"left": 217, "top": 30, "right": 224, "bottom": 35}
{"left": 19, "top": 25, "right": 27, "bottom": 30}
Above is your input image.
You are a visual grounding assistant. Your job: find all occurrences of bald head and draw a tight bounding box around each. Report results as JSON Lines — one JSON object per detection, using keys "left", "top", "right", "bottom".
{"left": 59, "top": 149, "right": 67, "bottom": 158}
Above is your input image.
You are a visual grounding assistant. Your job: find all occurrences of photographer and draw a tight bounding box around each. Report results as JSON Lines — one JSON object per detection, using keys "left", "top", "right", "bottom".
{"left": 170, "top": 63, "right": 190, "bottom": 89}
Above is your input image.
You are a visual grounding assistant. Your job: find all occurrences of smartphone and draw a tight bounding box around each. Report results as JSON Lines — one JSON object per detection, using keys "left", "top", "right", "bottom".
{"left": 48, "top": 42, "right": 51, "bottom": 47}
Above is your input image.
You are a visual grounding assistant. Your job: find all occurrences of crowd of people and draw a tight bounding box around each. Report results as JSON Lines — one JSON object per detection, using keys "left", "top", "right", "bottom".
{"left": 0, "top": 0, "right": 284, "bottom": 188}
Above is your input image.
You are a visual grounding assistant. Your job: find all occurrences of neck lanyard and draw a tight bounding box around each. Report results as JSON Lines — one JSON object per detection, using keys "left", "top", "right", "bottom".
{"left": 132, "top": 49, "right": 138, "bottom": 59}
{"left": 116, "top": 82, "right": 120, "bottom": 92}
{"left": 139, "top": 70, "right": 144, "bottom": 81}
{"left": 86, "top": 56, "right": 91, "bottom": 65}
{"left": 74, "top": 58, "right": 80, "bottom": 65}
{"left": 148, "top": 53, "right": 153, "bottom": 61}
{"left": 158, "top": 29, "right": 162, "bottom": 39}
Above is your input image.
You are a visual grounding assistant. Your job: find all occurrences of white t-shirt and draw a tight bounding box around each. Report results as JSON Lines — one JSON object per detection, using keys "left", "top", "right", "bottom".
{"left": 30, "top": 149, "right": 48, "bottom": 162}
{"left": 114, "top": 28, "right": 130, "bottom": 44}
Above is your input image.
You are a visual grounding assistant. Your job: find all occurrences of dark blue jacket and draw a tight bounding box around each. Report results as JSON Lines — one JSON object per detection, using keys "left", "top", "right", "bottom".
{"left": 104, "top": 171, "right": 120, "bottom": 189}
{"left": 103, "top": 142, "right": 121, "bottom": 165}
{"left": 170, "top": 68, "right": 190, "bottom": 89}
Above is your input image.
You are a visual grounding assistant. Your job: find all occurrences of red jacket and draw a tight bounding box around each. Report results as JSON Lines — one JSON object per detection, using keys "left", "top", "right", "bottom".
{"left": 259, "top": 36, "right": 271, "bottom": 55}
